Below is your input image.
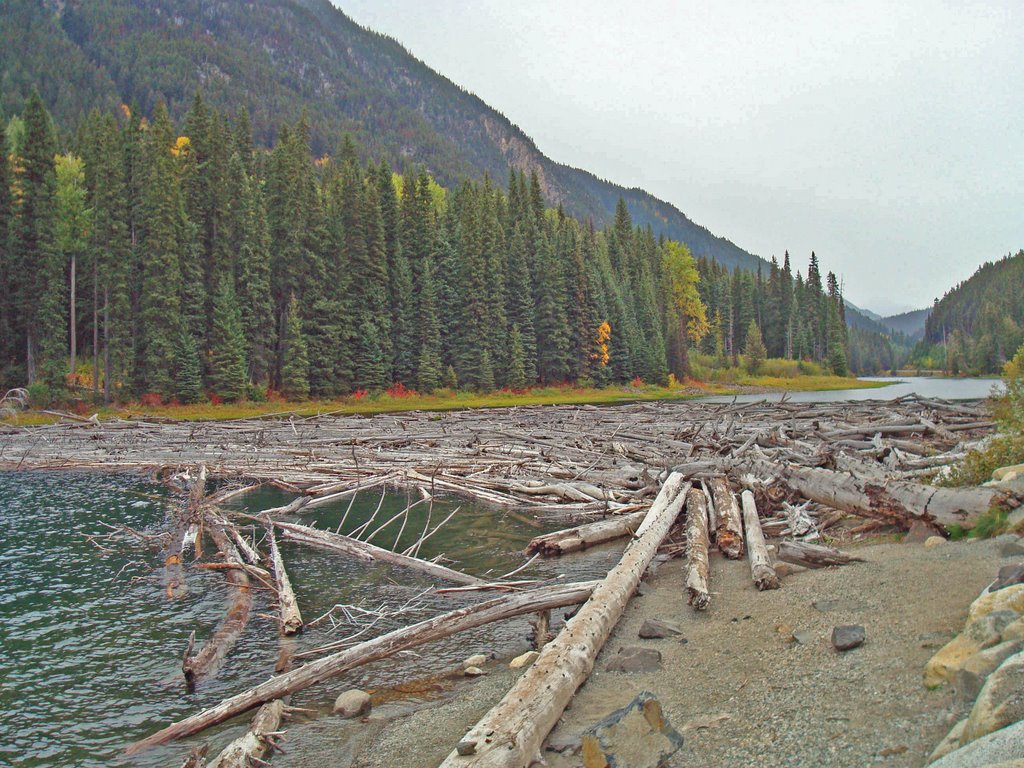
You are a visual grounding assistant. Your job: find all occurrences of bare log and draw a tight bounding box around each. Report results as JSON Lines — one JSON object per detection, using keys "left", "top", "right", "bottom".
{"left": 709, "top": 477, "right": 744, "bottom": 559}
{"left": 267, "top": 525, "right": 303, "bottom": 635}
{"left": 266, "top": 517, "right": 483, "bottom": 586}
{"left": 182, "top": 523, "right": 252, "bottom": 689}
{"left": 734, "top": 457, "right": 1010, "bottom": 530}
{"left": 126, "top": 581, "right": 598, "bottom": 754}
{"left": 436, "top": 473, "right": 690, "bottom": 768}
{"left": 777, "top": 540, "right": 865, "bottom": 569}
{"left": 685, "top": 487, "right": 712, "bottom": 610}
{"left": 525, "top": 509, "right": 647, "bottom": 556}
{"left": 740, "top": 490, "right": 779, "bottom": 590}
{"left": 208, "top": 699, "right": 284, "bottom": 768}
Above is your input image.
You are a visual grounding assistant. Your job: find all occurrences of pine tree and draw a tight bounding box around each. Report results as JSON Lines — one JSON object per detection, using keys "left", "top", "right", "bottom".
{"left": 280, "top": 295, "right": 309, "bottom": 400}
{"left": 0, "top": 114, "right": 13, "bottom": 376}
{"left": 507, "top": 325, "right": 527, "bottom": 390}
{"left": 174, "top": 329, "right": 203, "bottom": 404}
{"left": 13, "top": 90, "right": 65, "bottom": 390}
{"left": 208, "top": 277, "right": 248, "bottom": 401}
{"left": 355, "top": 319, "right": 387, "bottom": 391}
{"left": 743, "top": 318, "right": 767, "bottom": 375}
{"left": 826, "top": 300, "right": 849, "bottom": 376}
{"left": 534, "top": 229, "right": 571, "bottom": 383}
{"left": 415, "top": 255, "right": 442, "bottom": 392}
{"left": 505, "top": 221, "right": 537, "bottom": 382}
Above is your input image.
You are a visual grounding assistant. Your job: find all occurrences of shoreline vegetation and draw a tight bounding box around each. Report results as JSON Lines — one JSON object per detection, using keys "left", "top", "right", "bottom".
{"left": 2, "top": 373, "right": 888, "bottom": 425}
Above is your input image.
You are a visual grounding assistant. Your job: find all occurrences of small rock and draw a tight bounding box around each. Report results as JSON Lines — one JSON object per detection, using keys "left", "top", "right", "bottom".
{"left": 580, "top": 691, "right": 683, "bottom": 768}
{"left": 831, "top": 625, "right": 866, "bottom": 651}
{"left": 792, "top": 630, "right": 813, "bottom": 645}
{"left": 463, "top": 666, "right": 487, "bottom": 677}
{"left": 925, "top": 536, "right": 948, "bottom": 548}
{"left": 774, "top": 562, "right": 803, "bottom": 577}
{"left": 604, "top": 646, "right": 662, "bottom": 673}
{"left": 638, "top": 618, "right": 682, "bottom": 639}
{"left": 683, "top": 713, "right": 731, "bottom": 731}
{"left": 510, "top": 650, "right": 539, "bottom": 669}
{"left": 456, "top": 740, "right": 477, "bottom": 756}
{"left": 995, "top": 535, "right": 1024, "bottom": 558}
{"left": 463, "top": 654, "right": 487, "bottom": 668}
{"left": 333, "top": 689, "right": 372, "bottom": 718}
{"left": 904, "top": 520, "right": 936, "bottom": 544}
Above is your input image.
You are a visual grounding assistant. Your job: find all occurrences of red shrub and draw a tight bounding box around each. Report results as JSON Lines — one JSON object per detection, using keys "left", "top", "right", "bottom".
{"left": 209, "top": 393, "right": 223, "bottom": 406}
{"left": 386, "top": 382, "right": 416, "bottom": 398}
{"left": 139, "top": 392, "right": 163, "bottom": 407}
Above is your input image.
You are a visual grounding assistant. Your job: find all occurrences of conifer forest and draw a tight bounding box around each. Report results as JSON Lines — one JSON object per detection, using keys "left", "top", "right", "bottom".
{"left": 0, "top": 91, "right": 858, "bottom": 403}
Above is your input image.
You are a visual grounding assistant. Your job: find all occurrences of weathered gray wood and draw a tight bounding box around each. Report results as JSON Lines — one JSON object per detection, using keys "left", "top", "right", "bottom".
{"left": 740, "top": 490, "right": 779, "bottom": 590}
{"left": 709, "top": 477, "right": 744, "bottom": 559}
{"left": 777, "top": 540, "right": 865, "bottom": 568}
{"left": 685, "top": 487, "right": 712, "bottom": 610}
{"left": 525, "top": 509, "right": 647, "bottom": 556}
{"left": 267, "top": 525, "right": 302, "bottom": 635}
{"left": 208, "top": 699, "right": 284, "bottom": 768}
{"left": 126, "top": 581, "right": 599, "bottom": 754}
{"left": 437, "top": 473, "right": 690, "bottom": 768}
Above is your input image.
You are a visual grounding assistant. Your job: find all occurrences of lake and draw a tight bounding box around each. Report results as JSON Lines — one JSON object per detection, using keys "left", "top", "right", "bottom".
{"left": 699, "top": 376, "right": 1003, "bottom": 404}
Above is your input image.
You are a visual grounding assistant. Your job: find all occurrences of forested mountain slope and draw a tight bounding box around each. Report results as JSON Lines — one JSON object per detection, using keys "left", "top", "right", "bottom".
{"left": 908, "top": 250, "right": 1024, "bottom": 373}
{"left": 882, "top": 308, "right": 930, "bottom": 341}
{"left": 1, "top": 0, "right": 765, "bottom": 274}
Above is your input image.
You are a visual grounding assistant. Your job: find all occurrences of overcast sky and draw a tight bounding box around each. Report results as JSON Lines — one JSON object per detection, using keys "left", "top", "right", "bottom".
{"left": 335, "top": 1, "right": 1022, "bottom": 315}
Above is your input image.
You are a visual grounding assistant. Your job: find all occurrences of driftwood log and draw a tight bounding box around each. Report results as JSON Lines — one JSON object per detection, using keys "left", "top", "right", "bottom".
{"left": 208, "top": 699, "right": 284, "bottom": 768}
{"left": 437, "top": 473, "right": 690, "bottom": 767}
{"left": 777, "top": 540, "right": 866, "bottom": 568}
{"left": 740, "top": 490, "right": 779, "bottom": 590}
{"left": 267, "top": 525, "right": 303, "bottom": 635}
{"left": 709, "top": 477, "right": 745, "bottom": 559}
{"left": 126, "top": 581, "right": 599, "bottom": 754}
{"left": 525, "top": 509, "right": 647, "bottom": 556}
{"left": 685, "top": 487, "right": 712, "bottom": 610}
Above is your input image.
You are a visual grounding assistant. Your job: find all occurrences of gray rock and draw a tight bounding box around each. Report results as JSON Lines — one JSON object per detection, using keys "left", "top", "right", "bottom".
{"left": 962, "top": 649, "right": 1024, "bottom": 745}
{"left": 333, "top": 689, "right": 372, "bottom": 718}
{"left": 793, "top": 630, "right": 813, "bottom": 645}
{"left": 580, "top": 691, "right": 683, "bottom": 768}
{"left": 904, "top": 519, "right": 937, "bottom": 544}
{"left": 605, "top": 646, "right": 662, "bottom": 673}
{"left": 990, "top": 563, "right": 1024, "bottom": 592}
{"left": 831, "top": 625, "right": 866, "bottom": 651}
{"left": 456, "top": 740, "right": 477, "bottom": 756}
{"left": 638, "top": 618, "right": 682, "bottom": 639}
{"left": 930, "top": 719, "right": 1024, "bottom": 767}
{"left": 995, "top": 534, "right": 1024, "bottom": 558}
{"left": 463, "top": 653, "right": 487, "bottom": 668}
{"left": 463, "top": 666, "right": 487, "bottom": 677}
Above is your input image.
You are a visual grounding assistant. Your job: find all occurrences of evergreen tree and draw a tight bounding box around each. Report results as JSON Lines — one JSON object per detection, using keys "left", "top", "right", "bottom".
{"left": 826, "top": 300, "right": 849, "bottom": 376}
{"left": 208, "top": 277, "right": 247, "bottom": 401}
{"left": 53, "top": 153, "right": 90, "bottom": 380}
{"left": 174, "top": 329, "right": 203, "bottom": 404}
{"left": 507, "top": 325, "right": 527, "bottom": 390}
{"left": 0, "top": 114, "right": 13, "bottom": 375}
{"left": 534, "top": 229, "right": 571, "bottom": 383}
{"left": 280, "top": 294, "right": 309, "bottom": 400}
{"left": 415, "top": 255, "right": 442, "bottom": 392}
{"left": 743, "top": 318, "right": 766, "bottom": 375}
{"left": 505, "top": 221, "right": 538, "bottom": 383}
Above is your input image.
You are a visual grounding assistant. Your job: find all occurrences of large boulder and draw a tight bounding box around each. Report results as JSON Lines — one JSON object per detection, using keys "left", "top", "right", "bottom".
{"left": 924, "top": 611, "right": 1019, "bottom": 687}
{"left": 955, "top": 640, "right": 1024, "bottom": 705}
{"left": 961, "top": 650, "right": 1024, "bottom": 746}
{"left": 930, "top": 719, "right": 1024, "bottom": 767}
{"left": 580, "top": 691, "right": 683, "bottom": 768}
{"left": 968, "top": 584, "right": 1024, "bottom": 622}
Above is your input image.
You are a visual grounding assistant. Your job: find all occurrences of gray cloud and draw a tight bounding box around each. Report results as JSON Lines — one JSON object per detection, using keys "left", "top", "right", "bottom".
{"left": 336, "top": 0, "right": 1022, "bottom": 314}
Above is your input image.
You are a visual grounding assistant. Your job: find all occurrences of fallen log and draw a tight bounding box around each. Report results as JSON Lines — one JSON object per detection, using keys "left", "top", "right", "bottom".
{"left": 437, "top": 472, "right": 690, "bottom": 768}
{"left": 266, "top": 517, "right": 483, "bottom": 587}
{"left": 182, "top": 522, "right": 252, "bottom": 690}
{"left": 709, "top": 477, "right": 744, "bottom": 559}
{"left": 733, "top": 457, "right": 1011, "bottom": 530}
{"left": 525, "top": 509, "right": 647, "bottom": 556}
{"left": 267, "top": 525, "right": 303, "bottom": 635}
{"left": 208, "top": 699, "right": 284, "bottom": 768}
{"left": 125, "top": 580, "right": 598, "bottom": 754}
{"left": 777, "top": 540, "right": 865, "bottom": 569}
{"left": 685, "top": 487, "right": 712, "bottom": 611}
{"left": 740, "top": 490, "right": 779, "bottom": 590}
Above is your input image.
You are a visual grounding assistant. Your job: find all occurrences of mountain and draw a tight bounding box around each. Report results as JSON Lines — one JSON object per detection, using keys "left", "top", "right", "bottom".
{"left": 905, "top": 250, "right": 1024, "bottom": 373}
{"left": 881, "top": 308, "right": 930, "bottom": 341}
{"left": 1, "top": 0, "right": 768, "bottom": 275}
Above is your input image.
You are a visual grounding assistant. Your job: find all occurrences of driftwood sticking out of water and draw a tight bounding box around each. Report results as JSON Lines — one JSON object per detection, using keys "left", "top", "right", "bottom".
{"left": 181, "top": 521, "right": 252, "bottom": 690}
{"left": 525, "top": 509, "right": 648, "bottom": 556}
{"left": 777, "top": 540, "right": 866, "bottom": 569}
{"left": 685, "top": 487, "right": 712, "bottom": 610}
{"left": 709, "top": 477, "right": 744, "bottom": 559}
{"left": 126, "top": 580, "right": 599, "bottom": 754}
{"left": 265, "top": 517, "right": 484, "bottom": 586}
{"left": 207, "top": 699, "right": 284, "bottom": 768}
{"left": 437, "top": 473, "right": 690, "bottom": 768}
{"left": 740, "top": 490, "right": 779, "bottom": 590}
{"left": 267, "top": 525, "right": 303, "bottom": 635}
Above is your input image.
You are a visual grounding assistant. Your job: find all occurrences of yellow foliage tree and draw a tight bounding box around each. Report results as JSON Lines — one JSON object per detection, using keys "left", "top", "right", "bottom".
{"left": 661, "top": 240, "right": 708, "bottom": 377}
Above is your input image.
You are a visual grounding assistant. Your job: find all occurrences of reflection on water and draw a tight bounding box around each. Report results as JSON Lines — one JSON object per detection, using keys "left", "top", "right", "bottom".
{"left": 699, "top": 376, "right": 1003, "bottom": 404}
{"left": 0, "top": 473, "right": 618, "bottom": 767}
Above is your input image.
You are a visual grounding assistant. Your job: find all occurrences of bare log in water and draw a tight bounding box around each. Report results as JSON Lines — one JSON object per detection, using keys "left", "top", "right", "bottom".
{"left": 208, "top": 699, "right": 284, "bottom": 768}
{"left": 126, "top": 581, "right": 599, "bottom": 754}
{"left": 524, "top": 509, "right": 647, "bottom": 556}
{"left": 267, "top": 525, "right": 303, "bottom": 635}
{"left": 436, "top": 473, "right": 690, "bottom": 768}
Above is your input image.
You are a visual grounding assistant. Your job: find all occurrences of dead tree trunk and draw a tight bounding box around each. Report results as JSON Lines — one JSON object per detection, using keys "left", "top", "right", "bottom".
{"left": 436, "top": 473, "right": 690, "bottom": 768}
{"left": 525, "top": 509, "right": 647, "bottom": 556}
{"left": 740, "top": 490, "right": 779, "bottom": 590}
{"left": 709, "top": 477, "right": 744, "bottom": 559}
{"left": 126, "top": 581, "right": 599, "bottom": 754}
{"left": 777, "top": 540, "right": 865, "bottom": 568}
{"left": 685, "top": 487, "right": 712, "bottom": 610}
{"left": 207, "top": 699, "right": 284, "bottom": 768}
{"left": 267, "top": 525, "right": 303, "bottom": 635}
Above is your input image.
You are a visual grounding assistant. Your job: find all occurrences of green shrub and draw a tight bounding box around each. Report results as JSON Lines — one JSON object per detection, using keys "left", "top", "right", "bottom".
{"left": 939, "top": 433, "right": 1024, "bottom": 487}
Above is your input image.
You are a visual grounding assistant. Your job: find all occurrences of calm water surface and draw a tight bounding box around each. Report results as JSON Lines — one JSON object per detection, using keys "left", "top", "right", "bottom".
{"left": 0, "top": 473, "right": 617, "bottom": 767}
{"left": 698, "top": 376, "right": 1002, "bottom": 404}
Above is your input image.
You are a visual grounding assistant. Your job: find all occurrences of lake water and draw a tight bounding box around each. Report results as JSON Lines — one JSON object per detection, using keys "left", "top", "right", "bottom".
{"left": 698, "top": 376, "right": 1003, "bottom": 404}
{"left": 0, "top": 473, "right": 618, "bottom": 767}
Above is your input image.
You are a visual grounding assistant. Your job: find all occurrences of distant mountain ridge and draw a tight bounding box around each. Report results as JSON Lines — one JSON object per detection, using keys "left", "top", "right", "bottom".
{"left": 881, "top": 308, "right": 930, "bottom": 341}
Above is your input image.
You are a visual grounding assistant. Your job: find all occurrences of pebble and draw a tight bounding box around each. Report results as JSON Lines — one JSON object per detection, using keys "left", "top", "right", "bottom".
{"left": 638, "top": 618, "right": 683, "bottom": 639}
{"left": 925, "top": 536, "right": 948, "bottom": 549}
{"left": 832, "top": 625, "right": 866, "bottom": 651}
{"left": 510, "top": 650, "right": 539, "bottom": 669}
{"left": 334, "top": 689, "right": 372, "bottom": 718}
{"left": 463, "top": 666, "right": 487, "bottom": 677}
{"left": 463, "top": 654, "right": 487, "bottom": 668}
